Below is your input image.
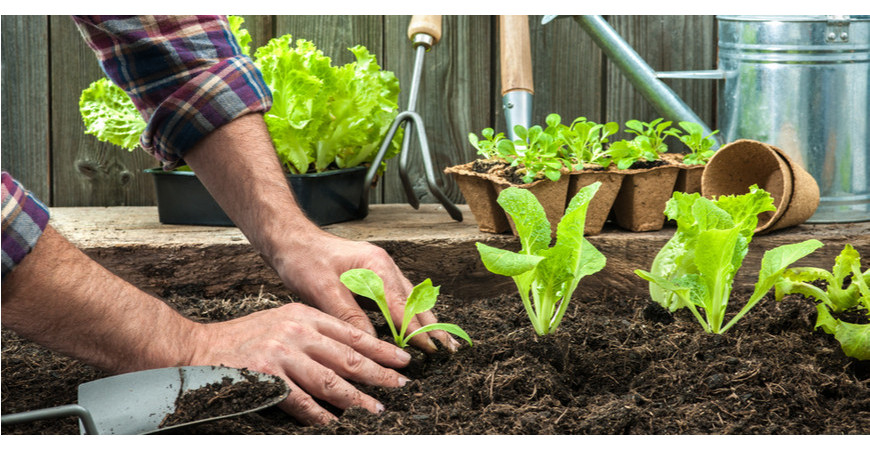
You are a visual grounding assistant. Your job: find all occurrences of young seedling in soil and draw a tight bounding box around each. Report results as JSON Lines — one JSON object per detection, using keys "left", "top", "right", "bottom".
{"left": 560, "top": 117, "right": 619, "bottom": 169}
{"left": 624, "top": 118, "right": 681, "bottom": 155}
{"left": 678, "top": 121, "right": 718, "bottom": 165}
{"left": 636, "top": 185, "right": 824, "bottom": 334}
{"left": 775, "top": 244, "right": 870, "bottom": 360}
{"left": 476, "top": 182, "right": 607, "bottom": 335}
{"left": 340, "top": 269, "right": 472, "bottom": 348}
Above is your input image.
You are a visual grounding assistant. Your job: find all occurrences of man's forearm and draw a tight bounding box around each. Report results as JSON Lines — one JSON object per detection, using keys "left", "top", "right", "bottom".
{"left": 181, "top": 112, "right": 328, "bottom": 275}
{"left": 1, "top": 225, "right": 201, "bottom": 374}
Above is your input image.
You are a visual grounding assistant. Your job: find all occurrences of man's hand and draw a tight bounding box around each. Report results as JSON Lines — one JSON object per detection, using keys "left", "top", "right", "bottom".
{"left": 189, "top": 301, "right": 413, "bottom": 425}
{"left": 184, "top": 113, "right": 459, "bottom": 352}
{"left": 1, "top": 225, "right": 415, "bottom": 426}
{"left": 271, "top": 232, "right": 460, "bottom": 353}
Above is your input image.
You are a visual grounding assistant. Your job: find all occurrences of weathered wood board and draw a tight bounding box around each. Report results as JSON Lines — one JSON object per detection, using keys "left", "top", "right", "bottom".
{"left": 49, "top": 205, "right": 869, "bottom": 301}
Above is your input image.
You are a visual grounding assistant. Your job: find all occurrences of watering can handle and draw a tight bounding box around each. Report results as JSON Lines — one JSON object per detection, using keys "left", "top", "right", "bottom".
{"left": 408, "top": 15, "right": 442, "bottom": 46}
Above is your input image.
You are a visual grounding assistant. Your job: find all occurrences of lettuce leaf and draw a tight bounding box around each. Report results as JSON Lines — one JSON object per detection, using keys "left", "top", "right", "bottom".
{"left": 79, "top": 78, "right": 146, "bottom": 151}
{"left": 254, "top": 35, "right": 402, "bottom": 174}
{"left": 637, "top": 185, "right": 822, "bottom": 333}
{"left": 477, "top": 183, "right": 606, "bottom": 335}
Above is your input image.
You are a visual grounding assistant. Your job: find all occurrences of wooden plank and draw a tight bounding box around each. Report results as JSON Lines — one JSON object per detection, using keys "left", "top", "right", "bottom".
{"left": 381, "top": 15, "right": 494, "bottom": 206}
{"left": 274, "top": 15, "right": 383, "bottom": 67}
{"left": 237, "top": 15, "right": 275, "bottom": 53}
{"left": 50, "top": 204, "right": 870, "bottom": 300}
{"left": 605, "top": 15, "right": 717, "bottom": 150}
{"left": 49, "top": 17, "right": 156, "bottom": 207}
{"left": 1, "top": 16, "right": 50, "bottom": 202}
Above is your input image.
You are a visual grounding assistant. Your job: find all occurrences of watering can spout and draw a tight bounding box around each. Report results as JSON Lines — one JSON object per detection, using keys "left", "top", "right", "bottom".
{"left": 547, "top": 15, "right": 724, "bottom": 147}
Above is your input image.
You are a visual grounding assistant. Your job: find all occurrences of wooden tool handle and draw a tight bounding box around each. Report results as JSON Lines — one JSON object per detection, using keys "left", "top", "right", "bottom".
{"left": 499, "top": 15, "right": 534, "bottom": 95}
{"left": 408, "top": 15, "right": 442, "bottom": 45}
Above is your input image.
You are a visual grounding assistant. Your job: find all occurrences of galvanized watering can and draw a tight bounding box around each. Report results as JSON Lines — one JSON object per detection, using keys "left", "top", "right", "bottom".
{"left": 546, "top": 15, "right": 870, "bottom": 223}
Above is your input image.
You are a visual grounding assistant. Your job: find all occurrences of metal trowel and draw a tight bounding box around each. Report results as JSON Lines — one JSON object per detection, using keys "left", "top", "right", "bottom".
{"left": 1, "top": 365, "right": 289, "bottom": 435}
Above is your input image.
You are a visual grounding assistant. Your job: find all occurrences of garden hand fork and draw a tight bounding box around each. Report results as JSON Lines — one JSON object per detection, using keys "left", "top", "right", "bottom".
{"left": 363, "top": 15, "right": 463, "bottom": 222}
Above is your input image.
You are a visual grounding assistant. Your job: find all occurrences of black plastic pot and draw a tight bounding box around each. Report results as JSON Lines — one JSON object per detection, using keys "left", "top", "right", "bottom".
{"left": 145, "top": 166, "right": 369, "bottom": 227}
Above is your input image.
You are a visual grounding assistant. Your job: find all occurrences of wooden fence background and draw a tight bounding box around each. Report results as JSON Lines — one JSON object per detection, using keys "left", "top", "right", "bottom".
{"left": 1, "top": 15, "right": 717, "bottom": 208}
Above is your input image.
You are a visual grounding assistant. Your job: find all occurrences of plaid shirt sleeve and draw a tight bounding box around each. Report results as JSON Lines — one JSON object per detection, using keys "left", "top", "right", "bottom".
{"left": 2, "top": 172, "right": 50, "bottom": 279}
{"left": 72, "top": 15, "right": 272, "bottom": 169}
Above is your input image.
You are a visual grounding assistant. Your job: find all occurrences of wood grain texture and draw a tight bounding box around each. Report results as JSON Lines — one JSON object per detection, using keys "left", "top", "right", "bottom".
{"left": 49, "top": 17, "right": 156, "bottom": 207}
{"left": 499, "top": 15, "right": 534, "bottom": 94}
{"left": 381, "top": 15, "right": 494, "bottom": 206}
{"left": 605, "top": 15, "right": 717, "bottom": 148}
{"left": 50, "top": 205, "right": 869, "bottom": 300}
{"left": 1, "top": 16, "right": 50, "bottom": 201}
{"left": 2, "top": 15, "right": 721, "bottom": 207}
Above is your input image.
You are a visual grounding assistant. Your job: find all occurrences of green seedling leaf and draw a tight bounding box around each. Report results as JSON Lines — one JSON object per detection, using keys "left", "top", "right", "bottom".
{"left": 340, "top": 269, "right": 472, "bottom": 348}
{"left": 477, "top": 182, "right": 606, "bottom": 335}
{"left": 637, "top": 186, "right": 821, "bottom": 334}
{"left": 339, "top": 268, "right": 398, "bottom": 341}
{"left": 815, "top": 304, "right": 870, "bottom": 360}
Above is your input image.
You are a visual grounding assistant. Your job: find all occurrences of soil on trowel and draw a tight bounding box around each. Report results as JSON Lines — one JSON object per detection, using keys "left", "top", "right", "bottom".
{"left": 3, "top": 288, "right": 869, "bottom": 434}
{"left": 158, "top": 369, "right": 287, "bottom": 430}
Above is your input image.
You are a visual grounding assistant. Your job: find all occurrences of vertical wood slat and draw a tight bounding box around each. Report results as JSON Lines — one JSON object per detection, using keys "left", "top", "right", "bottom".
{"left": 381, "top": 15, "right": 494, "bottom": 205}
{"left": 1, "top": 16, "right": 50, "bottom": 202}
{"left": 605, "top": 15, "right": 717, "bottom": 149}
{"left": 2, "top": 15, "right": 719, "bottom": 208}
{"left": 49, "top": 17, "right": 156, "bottom": 207}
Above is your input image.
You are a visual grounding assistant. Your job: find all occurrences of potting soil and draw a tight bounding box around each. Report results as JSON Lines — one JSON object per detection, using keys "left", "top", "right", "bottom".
{"left": 2, "top": 288, "right": 868, "bottom": 434}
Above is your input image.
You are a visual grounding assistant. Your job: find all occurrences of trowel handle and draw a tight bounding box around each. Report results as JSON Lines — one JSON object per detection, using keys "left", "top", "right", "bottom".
{"left": 499, "top": 15, "right": 534, "bottom": 95}
{"left": 2, "top": 404, "right": 99, "bottom": 434}
{"left": 408, "top": 15, "right": 442, "bottom": 46}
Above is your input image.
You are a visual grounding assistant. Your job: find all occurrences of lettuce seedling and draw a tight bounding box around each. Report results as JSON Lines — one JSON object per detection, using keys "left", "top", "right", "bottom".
{"left": 498, "top": 121, "right": 567, "bottom": 183}
{"left": 678, "top": 121, "right": 718, "bottom": 165}
{"left": 624, "top": 118, "right": 681, "bottom": 155}
{"left": 469, "top": 128, "right": 507, "bottom": 160}
{"left": 560, "top": 117, "right": 619, "bottom": 169}
{"left": 476, "top": 183, "right": 607, "bottom": 335}
{"left": 775, "top": 244, "right": 870, "bottom": 360}
{"left": 339, "top": 269, "right": 472, "bottom": 348}
{"left": 635, "top": 186, "right": 823, "bottom": 334}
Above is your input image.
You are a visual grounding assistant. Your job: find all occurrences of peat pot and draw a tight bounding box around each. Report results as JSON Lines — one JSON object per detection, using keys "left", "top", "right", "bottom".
{"left": 145, "top": 166, "right": 369, "bottom": 227}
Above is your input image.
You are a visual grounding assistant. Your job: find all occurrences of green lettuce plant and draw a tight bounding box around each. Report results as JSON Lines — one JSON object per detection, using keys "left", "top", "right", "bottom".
{"left": 339, "top": 269, "right": 472, "bottom": 349}
{"left": 775, "top": 244, "right": 870, "bottom": 360}
{"left": 624, "top": 118, "right": 681, "bottom": 155}
{"left": 79, "top": 77, "right": 146, "bottom": 152}
{"left": 495, "top": 114, "right": 569, "bottom": 183}
{"left": 476, "top": 183, "right": 607, "bottom": 335}
{"left": 468, "top": 128, "right": 507, "bottom": 160}
{"left": 254, "top": 34, "right": 403, "bottom": 174}
{"left": 635, "top": 186, "right": 823, "bottom": 334}
{"left": 560, "top": 117, "right": 619, "bottom": 169}
{"left": 678, "top": 121, "right": 718, "bottom": 165}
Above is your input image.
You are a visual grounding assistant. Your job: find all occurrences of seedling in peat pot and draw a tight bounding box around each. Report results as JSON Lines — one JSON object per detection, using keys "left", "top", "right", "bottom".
{"left": 775, "top": 244, "right": 870, "bottom": 360}
{"left": 635, "top": 186, "right": 823, "bottom": 334}
{"left": 678, "top": 121, "right": 718, "bottom": 165}
{"left": 340, "top": 269, "right": 472, "bottom": 348}
{"left": 476, "top": 182, "right": 607, "bottom": 335}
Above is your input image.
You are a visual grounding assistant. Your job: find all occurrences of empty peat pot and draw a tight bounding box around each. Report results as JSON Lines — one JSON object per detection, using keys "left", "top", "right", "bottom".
{"left": 701, "top": 139, "right": 819, "bottom": 233}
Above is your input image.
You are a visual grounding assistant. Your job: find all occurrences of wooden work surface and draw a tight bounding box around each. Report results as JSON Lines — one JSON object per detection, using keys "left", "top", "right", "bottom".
{"left": 50, "top": 204, "right": 870, "bottom": 300}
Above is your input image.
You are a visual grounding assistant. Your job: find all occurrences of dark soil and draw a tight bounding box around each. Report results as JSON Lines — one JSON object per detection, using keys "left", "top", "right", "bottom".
{"left": 3, "top": 288, "right": 868, "bottom": 434}
{"left": 158, "top": 369, "right": 287, "bottom": 430}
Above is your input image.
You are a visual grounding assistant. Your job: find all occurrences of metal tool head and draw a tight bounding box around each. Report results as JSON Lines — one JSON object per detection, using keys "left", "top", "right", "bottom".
{"left": 77, "top": 365, "right": 288, "bottom": 435}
